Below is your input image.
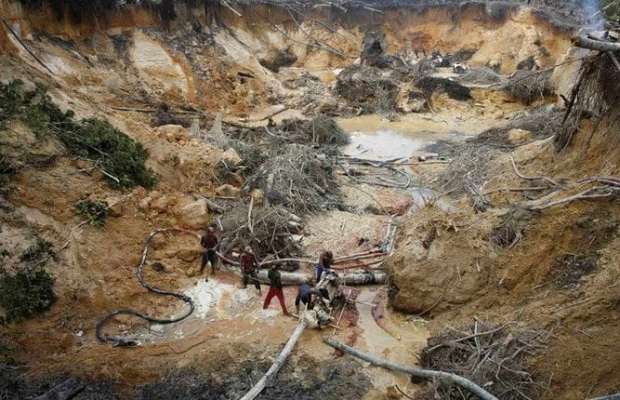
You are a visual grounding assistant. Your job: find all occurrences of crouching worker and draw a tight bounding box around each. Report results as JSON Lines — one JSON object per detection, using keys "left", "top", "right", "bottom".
{"left": 295, "top": 279, "right": 315, "bottom": 314}
{"left": 263, "top": 264, "right": 289, "bottom": 315}
{"left": 200, "top": 225, "right": 219, "bottom": 281}
{"left": 240, "top": 246, "right": 261, "bottom": 294}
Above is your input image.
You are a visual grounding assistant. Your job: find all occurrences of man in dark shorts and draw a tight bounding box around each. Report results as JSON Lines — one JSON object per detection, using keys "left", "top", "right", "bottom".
{"left": 295, "top": 279, "right": 316, "bottom": 314}
{"left": 263, "top": 264, "right": 288, "bottom": 315}
{"left": 200, "top": 226, "right": 218, "bottom": 281}
{"left": 240, "top": 246, "right": 261, "bottom": 294}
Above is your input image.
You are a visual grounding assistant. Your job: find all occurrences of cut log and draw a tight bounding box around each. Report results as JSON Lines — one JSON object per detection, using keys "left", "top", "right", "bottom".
{"left": 574, "top": 35, "right": 620, "bottom": 53}
{"left": 323, "top": 337, "right": 499, "bottom": 400}
{"left": 33, "top": 378, "right": 84, "bottom": 400}
{"left": 239, "top": 320, "right": 307, "bottom": 400}
{"left": 589, "top": 393, "right": 620, "bottom": 400}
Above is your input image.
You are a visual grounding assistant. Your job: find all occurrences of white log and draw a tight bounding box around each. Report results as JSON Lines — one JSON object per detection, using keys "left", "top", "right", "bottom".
{"left": 324, "top": 337, "right": 499, "bottom": 400}
{"left": 239, "top": 320, "right": 307, "bottom": 400}
{"left": 574, "top": 35, "right": 620, "bottom": 52}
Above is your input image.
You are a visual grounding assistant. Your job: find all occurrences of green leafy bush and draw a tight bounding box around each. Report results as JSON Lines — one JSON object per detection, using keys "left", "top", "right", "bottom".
{"left": 20, "top": 238, "right": 55, "bottom": 263}
{"left": 75, "top": 199, "right": 109, "bottom": 227}
{"left": 0, "top": 267, "right": 56, "bottom": 323}
{"left": 0, "top": 80, "right": 156, "bottom": 189}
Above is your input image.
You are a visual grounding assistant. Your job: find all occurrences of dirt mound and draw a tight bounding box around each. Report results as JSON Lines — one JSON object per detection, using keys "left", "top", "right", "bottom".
{"left": 334, "top": 64, "right": 400, "bottom": 114}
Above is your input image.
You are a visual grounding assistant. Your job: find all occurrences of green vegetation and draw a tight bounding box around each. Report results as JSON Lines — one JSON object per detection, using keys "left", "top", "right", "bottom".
{"left": 0, "top": 267, "right": 56, "bottom": 324}
{"left": 602, "top": 0, "right": 620, "bottom": 21}
{"left": 0, "top": 80, "right": 156, "bottom": 189}
{"left": 75, "top": 199, "right": 109, "bottom": 227}
{"left": 20, "top": 238, "right": 55, "bottom": 263}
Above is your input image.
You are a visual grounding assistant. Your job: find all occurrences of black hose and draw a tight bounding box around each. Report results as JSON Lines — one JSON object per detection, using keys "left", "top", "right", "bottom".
{"left": 96, "top": 229, "right": 196, "bottom": 346}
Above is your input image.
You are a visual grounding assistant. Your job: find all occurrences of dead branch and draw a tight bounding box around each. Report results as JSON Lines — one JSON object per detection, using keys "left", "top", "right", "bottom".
{"left": 509, "top": 156, "right": 559, "bottom": 187}
{"left": 1, "top": 18, "right": 54, "bottom": 75}
{"left": 484, "top": 186, "right": 549, "bottom": 195}
{"left": 220, "top": 0, "right": 243, "bottom": 16}
{"left": 240, "top": 320, "right": 307, "bottom": 400}
{"left": 525, "top": 186, "right": 616, "bottom": 211}
{"left": 323, "top": 337, "right": 499, "bottom": 400}
{"left": 589, "top": 392, "right": 620, "bottom": 400}
{"left": 574, "top": 35, "right": 620, "bottom": 53}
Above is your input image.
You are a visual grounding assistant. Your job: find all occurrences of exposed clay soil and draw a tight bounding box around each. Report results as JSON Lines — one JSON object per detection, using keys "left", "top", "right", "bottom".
{"left": 1, "top": 1, "right": 619, "bottom": 400}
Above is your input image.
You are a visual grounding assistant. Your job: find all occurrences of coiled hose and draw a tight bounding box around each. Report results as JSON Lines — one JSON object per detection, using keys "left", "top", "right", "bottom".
{"left": 96, "top": 229, "right": 197, "bottom": 346}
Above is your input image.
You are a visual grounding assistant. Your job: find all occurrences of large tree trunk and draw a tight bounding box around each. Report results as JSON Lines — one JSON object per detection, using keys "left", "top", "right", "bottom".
{"left": 323, "top": 337, "right": 499, "bottom": 400}
{"left": 254, "top": 269, "right": 386, "bottom": 286}
{"left": 239, "top": 320, "right": 307, "bottom": 400}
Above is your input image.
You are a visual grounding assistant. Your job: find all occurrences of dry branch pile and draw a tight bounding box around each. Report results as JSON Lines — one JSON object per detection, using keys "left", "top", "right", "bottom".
{"left": 430, "top": 142, "right": 499, "bottom": 212}
{"left": 243, "top": 144, "right": 341, "bottom": 215}
{"left": 502, "top": 70, "right": 554, "bottom": 105}
{"left": 420, "top": 321, "right": 550, "bottom": 400}
{"left": 334, "top": 64, "right": 401, "bottom": 114}
{"left": 278, "top": 116, "right": 350, "bottom": 145}
{"left": 473, "top": 107, "right": 563, "bottom": 148}
{"left": 220, "top": 205, "right": 303, "bottom": 269}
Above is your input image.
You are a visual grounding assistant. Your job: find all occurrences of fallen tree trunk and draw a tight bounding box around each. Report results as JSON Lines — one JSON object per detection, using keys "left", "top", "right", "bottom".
{"left": 256, "top": 268, "right": 386, "bottom": 286}
{"left": 33, "top": 378, "right": 84, "bottom": 400}
{"left": 239, "top": 320, "right": 307, "bottom": 400}
{"left": 590, "top": 393, "right": 620, "bottom": 400}
{"left": 574, "top": 35, "right": 620, "bottom": 53}
{"left": 323, "top": 337, "right": 499, "bottom": 400}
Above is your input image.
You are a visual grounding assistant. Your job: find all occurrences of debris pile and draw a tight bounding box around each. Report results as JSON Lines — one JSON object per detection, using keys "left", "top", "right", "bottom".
{"left": 502, "top": 70, "right": 554, "bottom": 104}
{"left": 429, "top": 142, "right": 498, "bottom": 212}
{"left": 420, "top": 321, "right": 549, "bottom": 400}
{"left": 473, "top": 107, "right": 563, "bottom": 147}
{"left": 334, "top": 64, "right": 400, "bottom": 114}
{"left": 243, "top": 144, "right": 341, "bottom": 215}
{"left": 220, "top": 205, "right": 303, "bottom": 268}
{"left": 278, "top": 115, "right": 350, "bottom": 145}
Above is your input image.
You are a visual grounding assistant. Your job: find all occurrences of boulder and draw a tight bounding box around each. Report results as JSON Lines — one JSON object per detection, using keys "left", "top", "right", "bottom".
{"left": 250, "top": 189, "right": 264, "bottom": 206}
{"left": 259, "top": 48, "right": 297, "bottom": 73}
{"left": 507, "top": 128, "right": 533, "bottom": 145}
{"left": 215, "top": 184, "right": 241, "bottom": 198}
{"left": 176, "top": 198, "right": 209, "bottom": 229}
{"left": 150, "top": 194, "right": 177, "bottom": 213}
{"left": 157, "top": 124, "right": 189, "bottom": 142}
{"left": 221, "top": 148, "right": 242, "bottom": 166}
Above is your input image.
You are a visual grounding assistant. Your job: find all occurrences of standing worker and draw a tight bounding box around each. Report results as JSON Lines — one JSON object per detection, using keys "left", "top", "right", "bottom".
{"left": 315, "top": 250, "right": 334, "bottom": 282}
{"left": 200, "top": 225, "right": 219, "bottom": 281}
{"left": 240, "top": 246, "right": 261, "bottom": 294}
{"left": 263, "top": 264, "right": 289, "bottom": 315}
